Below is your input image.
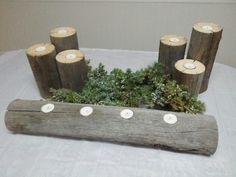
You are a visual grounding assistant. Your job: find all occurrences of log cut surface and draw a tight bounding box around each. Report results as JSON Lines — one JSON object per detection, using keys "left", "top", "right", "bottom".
{"left": 5, "top": 99, "right": 218, "bottom": 155}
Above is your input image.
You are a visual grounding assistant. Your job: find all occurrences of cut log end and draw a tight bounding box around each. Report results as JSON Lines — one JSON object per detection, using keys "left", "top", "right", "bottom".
{"left": 56, "top": 50, "right": 84, "bottom": 64}
{"left": 175, "top": 59, "right": 205, "bottom": 75}
{"left": 50, "top": 27, "right": 77, "bottom": 38}
{"left": 193, "top": 22, "right": 223, "bottom": 34}
{"left": 26, "top": 43, "right": 55, "bottom": 57}
{"left": 160, "top": 34, "right": 187, "bottom": 46}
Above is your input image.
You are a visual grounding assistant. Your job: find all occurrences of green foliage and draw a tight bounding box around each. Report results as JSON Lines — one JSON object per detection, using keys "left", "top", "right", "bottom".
{"left": 50, "top": 61, "right": 205, "bottom": 114}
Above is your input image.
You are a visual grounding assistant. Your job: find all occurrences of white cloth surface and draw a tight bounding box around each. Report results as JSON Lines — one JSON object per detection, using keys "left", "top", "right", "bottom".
{"left": 0, "top": 48, "right": 235, "bottom": 177}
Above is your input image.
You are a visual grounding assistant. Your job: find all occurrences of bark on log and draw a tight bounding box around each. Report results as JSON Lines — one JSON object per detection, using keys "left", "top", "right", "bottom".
{"left": 158, "top": 35, "right": 187, "bottom": 74}
{"left": 187, "top": 22, "right": 223, "bottom": 93}
{"left": 5, "top": 99, "right": 218, "bottom": 156}
{"left": 26, "top": 43, "right": 61, "bottom": 98}
{"left": 173, "top": 59, "right": 205, "bottom": 97}
{"left": 56, "top": 50, "right": 88, "bottom": 92}
{"left": 50, "top": 27, "right": 79, "bottom": 53}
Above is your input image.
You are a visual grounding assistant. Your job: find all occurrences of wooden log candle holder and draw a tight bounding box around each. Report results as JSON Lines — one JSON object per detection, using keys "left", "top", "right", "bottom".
{"left": 5, "top": 99, "right": 218, "bottom": 156}
{"left": 50, "top": 27, "right": 79, "bottom": 53}
{"left": 174, "top": 59, "right": 205, "bottom": 97}
{"left": 158, "top": 35, "right": 187, "bottom": 74}
{"left": 26, "top": 43, "right": 61, "bottom": 98}
{"left": 187, "top": 22, "right": 223, "bottom": 93}
{"left": 56, "top": 50, "right": 88, "bottom": 92}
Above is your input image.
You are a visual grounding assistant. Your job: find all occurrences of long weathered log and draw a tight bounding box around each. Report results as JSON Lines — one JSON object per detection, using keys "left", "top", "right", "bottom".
{"left": 5, "top": 99, "right": 218, "bottom": 155}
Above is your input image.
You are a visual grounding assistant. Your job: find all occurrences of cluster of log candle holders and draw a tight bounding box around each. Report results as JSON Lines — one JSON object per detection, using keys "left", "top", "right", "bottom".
{"left": 8, "top": 24, "right": 221, "bottom": 156}
{"left": 26, "top": 27, "right": 87, "bottom": 98}
{"left": 158, "top": 22, "right": 222, "bottom": 96}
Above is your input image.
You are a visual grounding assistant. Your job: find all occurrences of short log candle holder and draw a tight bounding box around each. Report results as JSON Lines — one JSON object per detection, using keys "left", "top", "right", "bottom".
{"left": 50, "top": 27, "right": 79, "bottom": 53}
{"left": 158, "top": 35, "right": 187, "bottom": 74}
{"left": 174, "top": 59, "right": 205, "bottom": 97}
{"left": 56, "top": 50, "right": 88, "bottom": 92}
{"left": 26, "top": 43, "right": 61, "bottom": 98}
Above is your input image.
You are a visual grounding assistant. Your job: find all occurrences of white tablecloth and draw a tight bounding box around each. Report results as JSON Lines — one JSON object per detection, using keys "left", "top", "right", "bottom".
{"left": 0, "top": 48, "right": 235, "bottom": 177}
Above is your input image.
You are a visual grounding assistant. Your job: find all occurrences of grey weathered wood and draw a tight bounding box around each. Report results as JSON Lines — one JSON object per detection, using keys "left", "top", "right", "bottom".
{"left": 158, "top": 35, "right": 187, "bottom": 74}
{"left": 5, "top": 99, "right": 218, "bottom": 155}
{"left": 26, "top": 43, "right": 61, "bottom": 98}
{"left": 187, "top": 22, "right": 223, "bottom": 93}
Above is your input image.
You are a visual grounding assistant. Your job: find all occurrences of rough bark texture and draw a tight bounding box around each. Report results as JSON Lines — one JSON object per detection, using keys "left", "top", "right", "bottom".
{"left": 187, "top": 23, "right": 223, "bottom": 93}
{"left": 173, "top": 59, "right": 205, "bottom": 97}
{"left": 56, "top": 50, "right": 88, "bottom": 92}
{"left": 5, "top": 99, "right": 218, "bottom": 156}
{"left": 26, "top": 44, "right": 61, "bottom": 98}
{"left": 158, "top": 35, "right": 187, "bottom": 74}
{"left": 50, "top": 33, "right": 78, "bottom": 53}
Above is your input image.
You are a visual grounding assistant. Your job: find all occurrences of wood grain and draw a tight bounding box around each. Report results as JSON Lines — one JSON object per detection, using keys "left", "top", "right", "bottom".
{"left": 173, "top": 59, "right": 205, "bottom": 97}
{"left": 56, "top": 50, "right": 88, "bottom": 92}
{"left": 5, "top": 99, "right": 218, "bottom": 155}
{"left": 187, "top": 22, "right": 223, "bottom": 93}
{"left": 158, "top": 35, "right": 187, "bottom": 74}
{"left": 50, "top": 27, "right": 79, "bottom": 53}
{"left": 26, "top": 43, "right": 61, "bottom": 98}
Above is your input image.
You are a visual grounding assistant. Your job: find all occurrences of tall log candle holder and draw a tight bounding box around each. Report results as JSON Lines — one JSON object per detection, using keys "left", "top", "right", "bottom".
{"left": 26, "top": 43, "right": 61, "bottom": 98}
{"left": 158, "top": 35, "right": 187, "bottom": 74}
{"left": 56, "top": 50, "right": 88, "bottom": 92}
{"left": 50, "top": 27, "right": 79, "bottom": 53}
{"left": 187, "top": 22, "right": 223, "bottom": 93}
{"left": 174, "top": 59, "right": 205, "bottom": 97}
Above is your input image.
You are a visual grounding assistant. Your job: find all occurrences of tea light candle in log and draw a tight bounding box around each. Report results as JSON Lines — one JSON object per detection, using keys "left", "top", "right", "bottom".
{"left": 187, "top": 22, "right": 223, "bottom": 93}
{"left": 50, "top": 27, "right": 79, "bottom": 53}
{"left": 26, "top": 43, "right": 61, "bottom": 98}
{"left": 56, "top": 50, "right": 88, "bottom": 92}
{"left": 174, "top": 59, "right": 205, "bottom": 97}
{"left": 158, "top": 35, "right": 187, "bottom": 74}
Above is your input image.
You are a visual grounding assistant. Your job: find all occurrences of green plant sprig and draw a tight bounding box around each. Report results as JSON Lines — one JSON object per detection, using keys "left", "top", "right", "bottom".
{"left": 49, "top": 61, "right": 205, "bottom": 114}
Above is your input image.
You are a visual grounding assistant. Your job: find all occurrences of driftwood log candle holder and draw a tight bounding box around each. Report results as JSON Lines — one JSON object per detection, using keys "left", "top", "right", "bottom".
{"left": 50, "top": 27, "right": 79, "bottom": 53}
{"left": 158, "top": 35, "right": 187, "bottom": 74}
{"left": 174, "top": 59, "right": 205, "bottom": 97}
{"left": 187, "top": 22, "right": 223, "bottom": 93}
{"left": 56, "top": 50, "right": 88, "bottom": 92}
{"left": 26, "top": 43, "right": 61, "bottom": 98}
{"left": 5, "top": 99, "right": 218, "bottom": 156}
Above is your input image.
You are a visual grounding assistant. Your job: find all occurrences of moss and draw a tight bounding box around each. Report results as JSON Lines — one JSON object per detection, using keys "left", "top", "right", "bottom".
{"left": 49, "top": 61, "right": 205, "bottom": 114}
